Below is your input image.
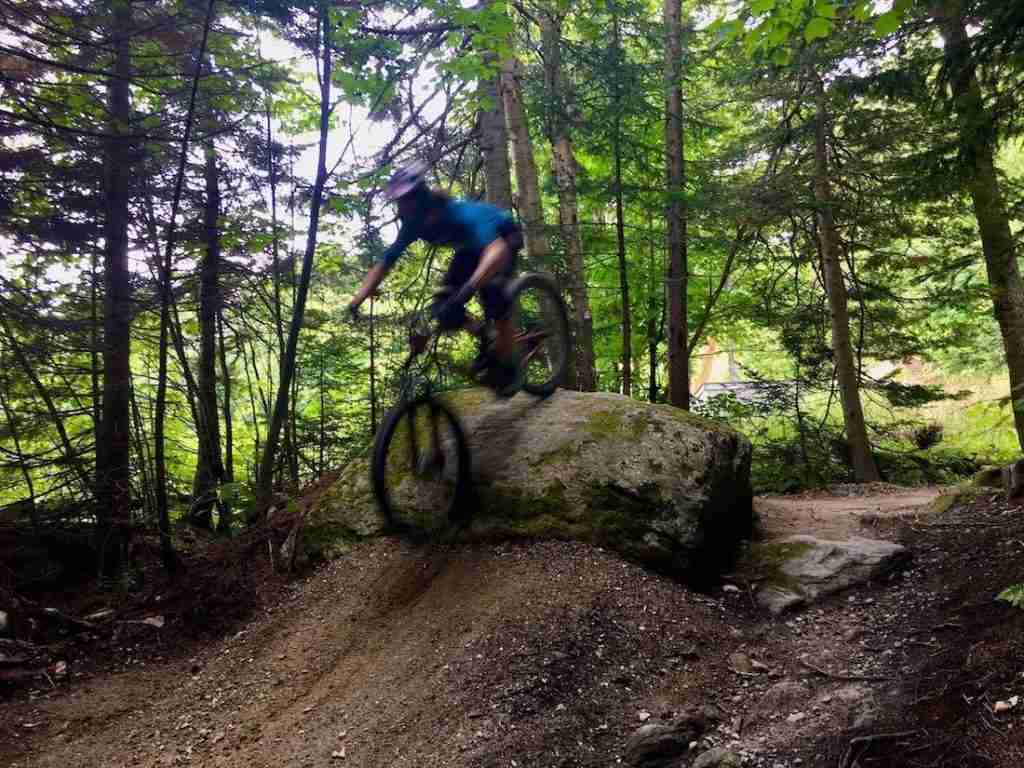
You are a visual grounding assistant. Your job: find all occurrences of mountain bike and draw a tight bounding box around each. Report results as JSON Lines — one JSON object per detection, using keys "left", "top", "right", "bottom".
{"left": 370, "top": 273, "right": 570, "bottom": 538}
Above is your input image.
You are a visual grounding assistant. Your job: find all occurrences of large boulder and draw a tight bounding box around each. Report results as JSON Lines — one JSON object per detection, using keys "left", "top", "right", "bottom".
{"left": 302, "top": 389, "right": 753, "bottom": 578}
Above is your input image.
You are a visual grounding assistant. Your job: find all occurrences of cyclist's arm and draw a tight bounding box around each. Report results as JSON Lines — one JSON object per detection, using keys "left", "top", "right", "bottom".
{"left": 349, "top": 222, "right": 415, "bottom": 310}
{"left": 466, "top": 237, "right": 511, "bottom": 293}
{"left": 349, "top": 263, "right": 388, "bottom": 311}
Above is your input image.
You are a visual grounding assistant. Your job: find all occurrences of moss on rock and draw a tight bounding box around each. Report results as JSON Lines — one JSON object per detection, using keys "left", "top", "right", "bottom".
{"left": 735, "top": 539, "right": 816, "bottom": 593}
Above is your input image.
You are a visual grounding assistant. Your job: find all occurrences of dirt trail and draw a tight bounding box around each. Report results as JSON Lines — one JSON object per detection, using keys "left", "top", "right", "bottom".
{"left": 7, "top": 483, "right": 1020, "bottom": 768}
{"left": 755, "top": 484, "right": 944, "bottom": 540}
{"left": 4, "top": 540, "right": 737, "bottom": 768}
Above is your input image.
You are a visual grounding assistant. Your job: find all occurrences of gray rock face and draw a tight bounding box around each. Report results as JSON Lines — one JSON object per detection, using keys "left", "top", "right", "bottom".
{"left": 740, "top": 535, "right": 911, "bottom": 614}
{"left": 303, "top": 389, "right": 753, "bottom": 578}
{"left": 623, "top": 707, "right": 718, "bottom": 767}
{"left": 1002, "top": 459, "right": 1024, "bottom": 499}
{"left": 692, "top": 748, "right": 743, "bottom": 768}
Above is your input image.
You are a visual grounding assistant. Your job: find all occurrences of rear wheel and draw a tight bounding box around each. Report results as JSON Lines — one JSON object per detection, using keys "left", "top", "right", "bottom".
{"left": 371, "top": 396, "right": 471, "bottom": 537}
{"left": 507, "top": 273, "right": 570, "bottom": 397}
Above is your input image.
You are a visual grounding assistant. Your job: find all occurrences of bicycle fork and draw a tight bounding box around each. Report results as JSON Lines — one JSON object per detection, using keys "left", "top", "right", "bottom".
{"left": 407, "top": 400, "right": 445, "bottom": 478}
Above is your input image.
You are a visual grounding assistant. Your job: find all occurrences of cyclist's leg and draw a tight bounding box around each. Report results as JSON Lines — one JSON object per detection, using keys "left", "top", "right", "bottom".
{"left": 431, "top": 251, "right": 471, "bottom": 333}
{"left": 479, "top": 233, "right": 522, "bottom": 395}
{"left": 482, "top": 225, "right": 521, "bottom": 361}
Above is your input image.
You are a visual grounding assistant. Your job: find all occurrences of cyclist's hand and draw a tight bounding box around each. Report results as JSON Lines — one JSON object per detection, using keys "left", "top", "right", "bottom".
{"left": 346, "top": 303, "right": 363, "bottom": 326}
{"left": 433, "top": 283, "right": 473, "bottom": 320}
{"left": 451, "top": 282, "right": 475, "bottom": 306}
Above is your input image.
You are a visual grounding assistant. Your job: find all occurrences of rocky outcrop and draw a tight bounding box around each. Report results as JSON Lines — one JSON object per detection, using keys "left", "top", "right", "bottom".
{"left": 973, "top": 460, "right": 1024, "bottom": 499}
{"left": 301, "top": 389, "right": 753, "bottom": 579}
{"left": 623, "top": 706, "right": 721, "bottom": 767}
{"left": 692, "top": 748, "right": 743, "bottom": 768}
{"left": 739, "top": 535, "right": 911, "bottom": 614}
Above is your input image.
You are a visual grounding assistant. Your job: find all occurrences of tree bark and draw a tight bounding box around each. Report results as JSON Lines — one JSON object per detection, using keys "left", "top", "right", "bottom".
{"left": 95, "top": 0, "right": 134, "bottom": 578}
{"left": 192, "top": 141, "right": 226, "bottom": 529}
{"left": 152, "top": 0, "right": 216, "bottom": 571}
{"left": 479, "top": 54, "right": 513, "bottom": 209}
{"left": 939, "top": 2, "right": 1024, "bottom": 451}
{"left": 128, "top": 373, "right": 154, "bottom": 519}
{"left": 369, "top": 294, "right": 378, "bottom": 434}
{"left": 89, "top": 250, "right": 102, "bottom": 434}
{"left": 664, "top": 0, "right": 688, "bottom": 409}
{"left": 813, "top": 81, "right": 880, "bottom": 482}
{"left": 541, "top": 9, "right": 596, "bottom": 391}
{"left": 648, "top": 224, "right": 659, "bottom": 403}
{"left": 237, "top": 324, "right": 262, "bottom": 482}
{"left": 256, "top": 1, "right": 332, "bottom": 511}
{"left": 288, "top": 364, "right": 300, "bottom": 489}
{"left": 264, "top": 64, "right": 293, "bottom": 491}
{"left": 216, "top": 306, "right": 234, "bottom": 532}
{"left": 92, "top": 0, "right": 140, "bottom": 561}
{"left": 501, "top": 55, "right": 550, "bottom": 269}
{"left": 318, "top": 351, "right": 325, "bottom": 475}
{"left": 612, "top": 9, "right": 632, "bottom": 397}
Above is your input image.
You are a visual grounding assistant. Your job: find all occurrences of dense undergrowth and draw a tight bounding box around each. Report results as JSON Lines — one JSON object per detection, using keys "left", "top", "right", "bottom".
{"left": 696, "top": 373, "right": 1019, "bottom": 494}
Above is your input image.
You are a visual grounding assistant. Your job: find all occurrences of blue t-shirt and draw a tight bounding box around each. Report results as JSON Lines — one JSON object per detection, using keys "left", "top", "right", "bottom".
{"left": 377, "top": 199, "right": 514, "bottom": 269}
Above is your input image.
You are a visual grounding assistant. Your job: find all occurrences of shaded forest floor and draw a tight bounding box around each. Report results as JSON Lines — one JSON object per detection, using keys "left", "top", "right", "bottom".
{"left": 2, "top": 484, "right": 1023, "bottom": 767}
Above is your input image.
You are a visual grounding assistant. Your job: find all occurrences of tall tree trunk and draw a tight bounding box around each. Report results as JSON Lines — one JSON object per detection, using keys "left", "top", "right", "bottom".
{"left": 192, "top": 141, "right": 226, "bottom": 529}
{"left": 369, "top": 294, "right": 378, "bottom": 434}
{"left": 128, "top": 374, "right": 154, "bottom": 520}
{"left": 152, "top": 0, "right": 216, "bottom": 571}
{"left": 256, "top": 1, "right": 332, "bottom": 511}
{"left": 264, "top": 66, "right": 293, "bottom": 491}
{"left": 648, "top": 224, "right": 659, "bottom": 403}
{"left": 153, "top": 294, "right": 174, "bottom": 569}
{"left": 501, "top": 56, "right": 550, "bottom": 268}
{"left": 541, "top": 9, "right": 596, "bottom": 391}
{"left": 479, "top": 50, "right": 513, "bottom": 209}
{"left": 237, "top": 325, "right": 262, "bottom": 482}
{"left": 813, "top": 81, "right": 880, "bottom": 482}
{"left": 939, "top": 2, "right": 1024, "bottom": 451}
{"left": 664, "top": 0, "right": 689, "bottom": 409}
{"left": 216, "top": 306, "right": 234, "bottom": 532}
{"left": 130, "top": 371, "right": 156, "bottom": 517}
{"left": 96, "top": 0, "right": 134, "bottom": 578}
{"left": 318, "top": 351, "right": 325, "bottom": 475}
{"left": 90, "top": 249, "right": 102, "bottom": 434}
{"left": 289, "top": 367, "right": 300, "bottom": 489}
{"left": 612, "top": 8, "right": 632, "bottom": 397}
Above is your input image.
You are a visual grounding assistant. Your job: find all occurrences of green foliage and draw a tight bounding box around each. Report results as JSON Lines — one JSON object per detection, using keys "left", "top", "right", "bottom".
{"left": 997, "top": 584, "right": 1024, "bottom": 608}
{"left": 804, "top": 16, "right": 832, "bottom": 43}
{"left": 2, "top": 0, "right": 1024, "bottom": 545}
{"left": 716, "top": 0, "right": 913, "bottom": 57}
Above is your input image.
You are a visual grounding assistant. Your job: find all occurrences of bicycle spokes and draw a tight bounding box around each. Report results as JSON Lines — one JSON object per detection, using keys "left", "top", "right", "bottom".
{"left": 511, "top": 275, "right": 569, "bottom": 395}
{"left": 378, "top": 400, "right": 465, "bottom": 534}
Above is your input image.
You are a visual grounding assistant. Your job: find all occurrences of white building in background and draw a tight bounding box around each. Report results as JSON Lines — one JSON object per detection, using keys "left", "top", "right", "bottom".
{"left": 690, "top": 337, "right": 938, "bottom": 406}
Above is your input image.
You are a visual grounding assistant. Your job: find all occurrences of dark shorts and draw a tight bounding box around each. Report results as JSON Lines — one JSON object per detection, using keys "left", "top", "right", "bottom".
{"left": 433, "top": 221, "right": 522, "bottom": 331}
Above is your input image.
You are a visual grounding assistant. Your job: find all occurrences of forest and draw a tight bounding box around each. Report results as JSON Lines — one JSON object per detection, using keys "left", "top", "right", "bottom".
{"left": 0, "top": 0, "right": 1022, "bottom": 583}
{"left": 4, "top": 2, "right": 1024, "bottom": 766}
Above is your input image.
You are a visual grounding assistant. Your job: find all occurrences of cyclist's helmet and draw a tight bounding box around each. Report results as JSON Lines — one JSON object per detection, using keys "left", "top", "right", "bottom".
{"left": 384, "top": 160, "right": 429, "bottom": 201}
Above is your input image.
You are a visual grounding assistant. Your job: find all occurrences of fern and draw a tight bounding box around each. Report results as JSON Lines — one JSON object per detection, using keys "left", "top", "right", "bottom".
{"left": 997, "top": 584, "right": 1024, "bottom": 608}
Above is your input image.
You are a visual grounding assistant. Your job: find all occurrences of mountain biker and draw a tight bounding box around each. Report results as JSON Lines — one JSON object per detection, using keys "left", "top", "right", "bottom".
{"left": 347, "top": 161, "right": 524, "bottom": 397}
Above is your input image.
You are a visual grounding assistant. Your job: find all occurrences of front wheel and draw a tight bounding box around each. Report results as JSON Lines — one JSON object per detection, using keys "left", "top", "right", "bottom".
{"left": 507, "top": 273, "right": 571, "bottom": 397}
{"left": 371, "top": 396, "right": 471, "bottom": 537}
